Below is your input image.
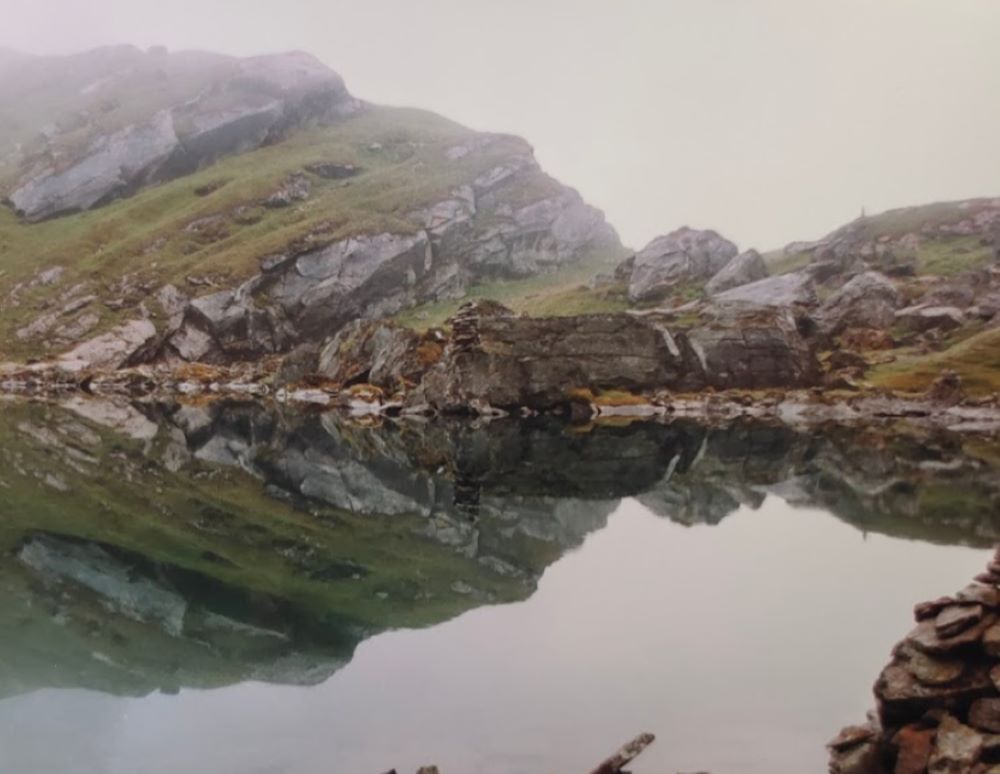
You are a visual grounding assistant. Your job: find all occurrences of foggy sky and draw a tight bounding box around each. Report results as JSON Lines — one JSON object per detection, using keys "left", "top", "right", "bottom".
{"left": 2, "top": 0, "right": 998, "bottom": 251}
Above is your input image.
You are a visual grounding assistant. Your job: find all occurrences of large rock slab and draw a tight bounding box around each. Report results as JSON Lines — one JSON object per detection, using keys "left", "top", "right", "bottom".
{"left": 56, "top": 319, "right": 157, "bottom": 373}
{"left": 9, "top": 111, "right": 179, "bottom": 221}
{"left": 705, "top": 249, "right": 768, "bottom": 294}
{"left": 712, "top": 271, "right": 818, "bottom": 308}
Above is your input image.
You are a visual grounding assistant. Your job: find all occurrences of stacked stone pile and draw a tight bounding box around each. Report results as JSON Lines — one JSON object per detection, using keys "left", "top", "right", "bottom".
{"left": 830, "top": 548, "right": 1000, "bottom": 773}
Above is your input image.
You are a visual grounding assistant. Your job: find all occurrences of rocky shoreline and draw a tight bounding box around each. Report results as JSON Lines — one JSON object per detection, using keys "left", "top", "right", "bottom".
{"left": 3, "top": 359, "right": 1000, "bottom": 437}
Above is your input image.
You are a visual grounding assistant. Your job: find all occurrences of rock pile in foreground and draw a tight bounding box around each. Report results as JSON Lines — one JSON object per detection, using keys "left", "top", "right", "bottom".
{"left": 830, "top": 548, "right": 1000, "bottom": 773}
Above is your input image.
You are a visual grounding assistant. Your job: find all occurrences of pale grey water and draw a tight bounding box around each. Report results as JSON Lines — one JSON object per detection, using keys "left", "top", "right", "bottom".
{"left": 0, "top": 399, "right": 996, "bottom": 773}
{"left": 0, "top": 500, "right": 989, "bottom": 774}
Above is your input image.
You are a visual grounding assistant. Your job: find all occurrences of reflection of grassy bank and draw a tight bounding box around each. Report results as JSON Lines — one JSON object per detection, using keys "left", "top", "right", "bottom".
{"left": 0, "top": 400, "right": 533, "bottom": 697}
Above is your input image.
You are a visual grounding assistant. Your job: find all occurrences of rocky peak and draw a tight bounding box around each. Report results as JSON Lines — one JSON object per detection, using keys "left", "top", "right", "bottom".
{"left": 4, "top": 49, "right": 358, "bottom": 221}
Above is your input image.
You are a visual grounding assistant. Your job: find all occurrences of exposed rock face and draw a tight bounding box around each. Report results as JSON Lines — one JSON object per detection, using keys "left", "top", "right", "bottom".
{"left": 414, "top": 303, "right": 701, "bottom": 411}
{"left": 7, "top": 52, "right": 358, "bottom": 221}
{"left": 705, "top": 249, "right": 768, "bottom": 295}
{"left": 682, "top": 302, "right": 821, "bottom": 390}
{"left": 313, "top": 300, "right": 820, "bottom": 411}
{"left": 160, "top": 180, "right": 617, "bottom": 363}
{"left": 624, "top": 227, "right": 739, "bottom": 302}
{"left": 897, "top": 305, "right": 966, "bottom": 333}
{"left": 815, "top": 271, "right": 902, "bottom": 336}
{"left": 712, "top": 271, "right": 818, "bottom": 308}
{"left": 317, "top": 319, "right": 444, "bottom": 390}
{"left": 8, "top": 111, "right": 179, "bottom": 221}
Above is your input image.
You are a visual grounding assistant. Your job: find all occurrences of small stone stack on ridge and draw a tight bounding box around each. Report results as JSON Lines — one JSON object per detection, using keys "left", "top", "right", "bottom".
{"left": 446, "top": 300, "right": 514, "bottom": 353}
{"left": 829, "top": 547, "right": 1000, "bottom": 774}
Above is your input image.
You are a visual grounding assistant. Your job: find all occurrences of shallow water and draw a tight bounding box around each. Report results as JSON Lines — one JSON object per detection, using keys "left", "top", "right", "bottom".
{"left": 0, "top": 398, "right": 998, "bottom": 773}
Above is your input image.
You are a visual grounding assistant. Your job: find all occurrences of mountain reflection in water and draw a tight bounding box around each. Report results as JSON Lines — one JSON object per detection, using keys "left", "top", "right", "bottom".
{"left": 0, "top": 398, "right": 998, "bottom": 772}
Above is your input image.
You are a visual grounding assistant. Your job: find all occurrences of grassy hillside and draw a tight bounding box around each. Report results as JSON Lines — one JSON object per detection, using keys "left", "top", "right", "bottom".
{"left": 766, "top": 198, "right": 999, "bottom": 277}
{"left": 869, "top": 325, "right": 1000, "bottom": 396}
{"left": 0, "top": 105, "right": 582, "bottom": 359}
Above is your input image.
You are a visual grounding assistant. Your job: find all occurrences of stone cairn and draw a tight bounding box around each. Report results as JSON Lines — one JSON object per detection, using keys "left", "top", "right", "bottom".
{"left": 445, "top": 299, "right": 515, "bottom": 354}
{"left": 830, "top": 547, "right": 1000, "bottom": 774}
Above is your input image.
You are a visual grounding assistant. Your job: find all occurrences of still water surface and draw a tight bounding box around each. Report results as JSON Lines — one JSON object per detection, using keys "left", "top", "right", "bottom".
{"left": 0, "top": 399, "right": 997, "bottom": 773}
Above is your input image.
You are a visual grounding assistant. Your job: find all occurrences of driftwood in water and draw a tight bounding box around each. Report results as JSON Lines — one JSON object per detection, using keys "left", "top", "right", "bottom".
{"left": 383, "top": 733, "right": 657, "bottom": 774}
{"left": 588, "top": 732, "right": 656, "bottom": 774}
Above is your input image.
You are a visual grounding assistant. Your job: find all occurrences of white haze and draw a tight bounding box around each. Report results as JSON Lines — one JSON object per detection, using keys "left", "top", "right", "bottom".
{"left": 1, "top": 0, "right": 999, "bottom": 251}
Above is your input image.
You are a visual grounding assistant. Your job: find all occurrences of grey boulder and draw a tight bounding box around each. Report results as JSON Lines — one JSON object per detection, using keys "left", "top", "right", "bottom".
{"left": 626, "top": 227, "right": 738, "bottom": 302}
{"left": 705, "top": 249, "right": 768, "bottom": 295}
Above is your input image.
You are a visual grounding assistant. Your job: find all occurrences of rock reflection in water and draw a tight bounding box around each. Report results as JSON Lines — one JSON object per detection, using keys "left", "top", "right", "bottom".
{"left": 0, "top": 397, "right": 998, "bottom": 703}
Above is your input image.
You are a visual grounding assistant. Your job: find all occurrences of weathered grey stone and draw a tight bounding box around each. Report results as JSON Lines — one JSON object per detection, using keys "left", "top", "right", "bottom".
{"left": 9, "top": 51, "right": 357, "bottom": 222}
{"left": 815, "top": 271, "right": 902, "bottom": 335}
{"left": 56, "top": 318, "right": 157, "bottom": 373}
{"left": 897, "top": 304, "right": 966, "bottom": 333}
{"left": 316, "top": 319, "right": 443, "bottom": 390}
{"left": 705, "top": 249, "right": 768, "bottom": 294}
{"left": 682, "top": 302, "right": 821, "bottom": 390}
{"left": 10, "top": 110, "right": 179, "bottom": 221}
{"left": 626, "top": 227, "right": 738, "bottom": 302}
{"left": 712, "top": 271, "right": 818, "bottom": 307}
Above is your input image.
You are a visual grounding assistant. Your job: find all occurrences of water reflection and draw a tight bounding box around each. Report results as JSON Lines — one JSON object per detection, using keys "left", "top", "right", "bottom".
{"left": 0, "top": 398, "right": 998, "bottom": 771}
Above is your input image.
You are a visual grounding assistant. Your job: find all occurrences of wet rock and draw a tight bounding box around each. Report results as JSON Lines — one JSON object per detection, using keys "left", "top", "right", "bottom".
{"left": 828, "top": 720, "right": 885, "bottom": 774}
{"left": 917, "top": 597, "right": 958, "bottom": 621}
{"left": 928, "top": 714, "right": 983, "bottom": 773}
{"left": 983, "top": 624, "right": 1000, "bottom": 658}
{"left": 958, "top": 585, "right": 1000, "bottom": 609}
{"left": 815, "top": 271, "right": 902, "bottom": 336}
{"left": 893, "top": 724, "right": 935, "bottom": 774}
{"left": 876, "top": 662, "right": 994, "bottom": 725}
{"left": 712, "top": 271, "right": 817, "bottom": 307}
{"left": 625, "top": 227, "right": 738, "bottom": 302}
{"left": 937, "top": 605, "right": 986, "bottom": 638}
{"left": 901, "top": 646, "right": 965, "bottom": 686}
{"left": 970, "top": 700, "right": 1000, "bottom": 734}
{"left": 907, "top": 615, "right": 997, "bottom": 656}
{"left": 704, "top": 249, "right": 768, "bottom": 294}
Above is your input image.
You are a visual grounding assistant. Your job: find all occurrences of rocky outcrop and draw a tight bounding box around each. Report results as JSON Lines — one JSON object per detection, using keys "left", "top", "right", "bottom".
{"left": 7, "top": 51, "right": 358, "bottom": 221}
{"left": 622, "top": 227, "right": 738, "bottom": 302}
{"left": 317, "top": 319, "right": 444, "bottom": 390}
{"left": 309, "top": 300, "right": 820, "bottom": 412}
{"left": 413, "top": 302, "right": 702, "bottom": 411}
{"left": 705, "top": 249, "right": 768, "bottom": 295}
{"left": 158, "top": 176, "right": 617, "bottom": 363}
{"left": 681, "top": 302, "right": 821, "bottom": 390}
{"left": 830, "top": 550, "right": 1000, "bottom": 774}
{"left": 815, "top": 271, "right": 902, "bottom": 336}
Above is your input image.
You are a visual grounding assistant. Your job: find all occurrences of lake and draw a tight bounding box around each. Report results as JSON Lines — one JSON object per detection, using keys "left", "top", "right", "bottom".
{"left": 0, "top": 397, "right": 998, "bottom": 773}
